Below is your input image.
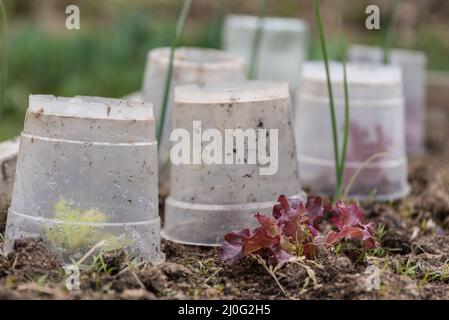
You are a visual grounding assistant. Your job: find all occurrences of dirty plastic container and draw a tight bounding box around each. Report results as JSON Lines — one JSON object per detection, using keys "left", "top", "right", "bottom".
{"left": 296, "top": 61, "right": 410, "bottom": 201}
{"left": 3, "top": 95, "right": 164, "bottom": 264}
{"left": 222, "top": 15, "right": 309, "bottom": 102}
{"left": 348, "top": 45, "right": 427, "bottom": 155}
{"left": 142, "top": 47, "right": 246, "bottom": 181}
{"left": 0, "top": 138, "right": 20, "bottom": 225}
{"left": 163, "top": 81, "right": 304, "bottom": 246}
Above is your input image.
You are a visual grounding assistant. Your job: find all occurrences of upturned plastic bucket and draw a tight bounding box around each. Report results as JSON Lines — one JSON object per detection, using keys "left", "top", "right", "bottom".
{"left": 296, "top": 61, "right": 410, "bottom": 201}
{"left": 3, "top": 95, "right": 164, "bottom": 264}
{"left": 163, "top": 81, "right": 304, "bottom": 246}
{"left": 222, "top": 15, "right": 309, "bottom": 102}
{"left": 348, "top": 45, "right": 428, "bottom": 155}
{"left": 142, "top": 47, "right": 246, "bottom": 181}
{"left": 0, "top": 139, "right": 20, "bottom": 225}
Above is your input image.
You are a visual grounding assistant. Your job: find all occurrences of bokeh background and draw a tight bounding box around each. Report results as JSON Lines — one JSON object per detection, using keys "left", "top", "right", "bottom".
{"left": 0, "top": 0, "right": 448, "bottom": 140}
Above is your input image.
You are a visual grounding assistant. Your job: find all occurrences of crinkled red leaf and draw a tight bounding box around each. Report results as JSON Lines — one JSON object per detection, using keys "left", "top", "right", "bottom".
{"left": 274, "top": 195, "right": 324, "bottom": 238}
{"left": 326, "top": 202, "right": 377, "bottom": 249}
{"left": 254, "top": 213, "right": 282, "bottom": 238}
{"left": 221, "top": 229, "right": 251, "bottom": 265}
{"left": 305, "top": 196, "right": 325, "bottom": 224}
{"left": 267, "top": 244, "right": 294, "bottom": 266}
{"left": 272, "top": 195, "right": 293, "bottom": 219}
{"left": 221, "top": 195, "right": 377, "bottom": 267}
{"left": 242, "top": 227, "right": 279, "bottom": 255}
{"left": 331, "top": 201, "right": 365, "bottom": 230}
{"left": 221, "top": 214, "right": 291, "bottom": 267}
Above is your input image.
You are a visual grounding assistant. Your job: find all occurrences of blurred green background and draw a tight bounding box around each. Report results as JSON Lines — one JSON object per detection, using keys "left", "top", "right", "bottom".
{"left": 0, "top": 0, "right": 448, "bottom": 141}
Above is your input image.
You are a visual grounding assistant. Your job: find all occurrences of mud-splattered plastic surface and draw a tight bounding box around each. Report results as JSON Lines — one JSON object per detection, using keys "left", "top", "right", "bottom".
{"left": 349, "top": 45, "right": 427, "bottom": 155}
{"left": 142, "top": 47, "right": 246, "bottom": 180}
{"left": 296, "top": 61, "right": 410, "bottom": 201}
{"left": 0, "top": 139, "right": 20, "bottom": 225}
{"left": 3, "top": 95, "right": 164, "bottom": 264}
{"left": 163, "top": 81, "right": 304, "bottom": 246}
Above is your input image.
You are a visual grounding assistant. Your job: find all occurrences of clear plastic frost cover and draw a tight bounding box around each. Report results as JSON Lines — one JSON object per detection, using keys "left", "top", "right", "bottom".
{"left": 348, "top": 45, "right": 428, "bottom": 155}
{"left": 0, "top": 139, "right": 20, "bottom": 225}
{"left": 142, "top": 47, "right": 246, "bottom": 178}
{"left": 3, "top": 95, "right": 164, "bottom": 264}
{"left": 296, "top": 61, "right": 410, "bottom": 201}
{"left": 163, "top": 81, "right": 304, "bottom": 246}
{"left": 222, "top": 15, "right": 309, "bottom": 102}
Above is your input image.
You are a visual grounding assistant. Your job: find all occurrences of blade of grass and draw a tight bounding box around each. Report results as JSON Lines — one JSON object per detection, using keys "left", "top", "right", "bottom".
{"left": 156, "top": 0, "right": 192, "bottom": 146}
{"left": 0, "top": 0, "right": 7, "bottom": 117}
{"left": 247, "top": 0, "right": 267, "bottom": 80}
{"left": 314, "top": 0, "right": 341, "bottom": 199}
{"left": 382, "top": 0, "right": 400, "bottom": 64}
{"left": 336, "top": 0, "right": 349, "bottom": 196}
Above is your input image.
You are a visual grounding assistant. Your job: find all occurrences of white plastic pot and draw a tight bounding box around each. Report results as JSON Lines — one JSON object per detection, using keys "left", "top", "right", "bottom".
{"left": 0, "top": 138, "right": 20, "bottom": 225}
{"left": 142, "top": 47, "right": 246, "bottom": 181}
{"left": 163, "top": 81, "right": 304, "bottom": 246}
{"left": 296, "top": 61, "right": 410, "bottom": 201}
{"left": 222, "top": 15, "right": 309, "bottom": 102}
{"left": 348, "top": 45, "right": 427, "bottom": 155}
{"left": 3, "top": 95, "right": 164, "bottom": 264}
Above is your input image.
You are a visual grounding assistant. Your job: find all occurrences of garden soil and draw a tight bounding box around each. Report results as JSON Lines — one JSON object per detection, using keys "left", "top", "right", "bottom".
{"left": 0, "top": 103, "right": 448, "bottom": 300}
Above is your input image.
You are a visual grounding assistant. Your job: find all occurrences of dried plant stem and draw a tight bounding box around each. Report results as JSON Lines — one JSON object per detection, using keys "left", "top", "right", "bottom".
{"left": 247, "top": 0, "right": 267, "bottom": 80}
{"left": 314, "top": 0, "right": 341, "bottom": 199}
{"left": 131, "top": 271, "right": 146, "bottom": 289}
{"left": 254, "top": 255, "right": 288, "bottom": 297}
{"left": 76, "top": 240, "right": 108, "bottom": 266}
{"left": 0, "top": 0, "right": 7, "bottom": 117}
{"left": 342, "top": 152, "right": 388, "bottom": 200}
{"left": 291, "top": 257, "right": 321, "bottom": 293}
{"left": 115, "top": 261, "right": 146, "bottom": 278}
{"left": 157, "top": 0, "right": 192, "bottom": 146}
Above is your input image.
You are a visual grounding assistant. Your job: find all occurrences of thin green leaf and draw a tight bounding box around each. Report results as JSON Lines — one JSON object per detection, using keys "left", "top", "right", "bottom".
{"left": 247, "top": 0, "right": 267, "bottom": 80}
{"left": 336, "top": 0, "right": 349, "bottom": 196}
{"left": 314, "top": 0, "right": 341, "bottom": 199}
{"left": 0, "top": 0, "right": 7, "bottom": 117}
{"left": 382, "top": 0, "right": 400, "bottom": 64}
{"left": 157, "top": 0, "right": 192, "bottom": 146}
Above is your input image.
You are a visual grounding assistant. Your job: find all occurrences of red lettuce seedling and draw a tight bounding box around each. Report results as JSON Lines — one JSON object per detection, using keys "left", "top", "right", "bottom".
{"left": 324, "top": 201, "right": 377, "bottom": 249}
{"left": 221, "top": 196, "right": 378, "bottom": 267}
{"left": 221, "top": 196, "right": 324, "bottom": 266}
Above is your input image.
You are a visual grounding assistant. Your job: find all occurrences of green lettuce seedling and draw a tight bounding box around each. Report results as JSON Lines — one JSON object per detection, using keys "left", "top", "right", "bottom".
{"left": 44, "top": 197, "right": 129, "bottom": 252}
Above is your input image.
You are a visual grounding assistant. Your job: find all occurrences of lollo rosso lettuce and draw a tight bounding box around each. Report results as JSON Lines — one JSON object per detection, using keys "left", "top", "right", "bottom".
{"left": 221, "top": 195, "right": 377, "bottom": 267}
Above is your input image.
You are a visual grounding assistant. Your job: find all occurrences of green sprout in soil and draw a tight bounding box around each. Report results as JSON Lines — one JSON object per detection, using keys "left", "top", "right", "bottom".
{"left": 395, "top": 259, "right": 419, "bottom": 278}
{"left": 44, "top": 197, "right": 130, "bottom": 252}
{"left": 247, "top": 0, "right": 267, "bottom": 80}
{"left": 0, "top": 0, "right": 7, "bottom": 117}
{"left": 92, "top": 252, "right": 119, "bottom": 274}
{"left": 424, "top": 260, "right": 449, "bottom": 283}
{"left": 25, "top": 273, "right": 49, "bottom": 288}
{"left": 157, "top": 0, "right": 192, "bottom": 146}
{"left": 314, "top": 0, "right": 350, "bottom": 199}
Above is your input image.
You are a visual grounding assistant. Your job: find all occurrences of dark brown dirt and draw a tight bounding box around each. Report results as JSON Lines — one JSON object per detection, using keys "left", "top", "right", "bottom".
{"left": 0, "top": 104, "right": 448, "bottom": 300}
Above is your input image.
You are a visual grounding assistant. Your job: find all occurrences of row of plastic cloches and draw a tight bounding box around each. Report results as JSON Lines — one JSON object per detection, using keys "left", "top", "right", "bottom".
{"left": 3, "top": 15, "right": 427, "bottom": 265}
